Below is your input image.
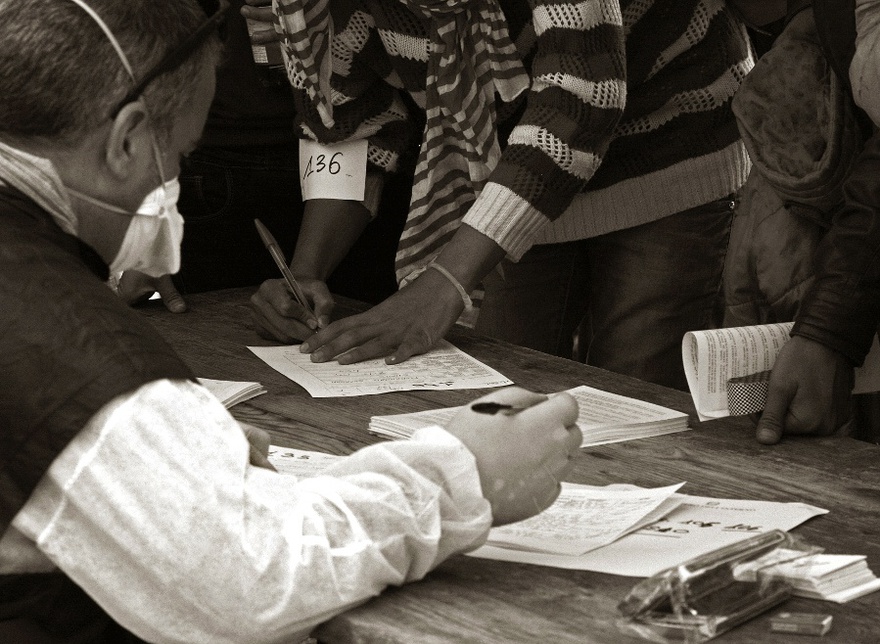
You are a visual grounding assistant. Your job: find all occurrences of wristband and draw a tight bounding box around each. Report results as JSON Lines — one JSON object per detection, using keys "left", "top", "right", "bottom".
{"left": 428, "top": 261, "right": 474, "bottom": 312}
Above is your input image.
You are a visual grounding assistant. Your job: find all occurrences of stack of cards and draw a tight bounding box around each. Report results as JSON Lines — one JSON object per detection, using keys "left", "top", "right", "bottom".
{"left": 770, "top": 553, "right": 880, "bottom": 603}
{"left": 735, "top": 548, "right": 880, "bottom": 603}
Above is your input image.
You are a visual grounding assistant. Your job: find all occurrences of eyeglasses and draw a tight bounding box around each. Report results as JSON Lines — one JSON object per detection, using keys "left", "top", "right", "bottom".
{"left": 110, "top": 0, "right": 230, "bottom": 117}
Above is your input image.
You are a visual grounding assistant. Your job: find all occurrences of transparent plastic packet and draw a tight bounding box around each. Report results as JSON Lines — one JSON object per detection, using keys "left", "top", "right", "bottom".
{"left": 617, "top": 530, "right": 822, "bottom": 643}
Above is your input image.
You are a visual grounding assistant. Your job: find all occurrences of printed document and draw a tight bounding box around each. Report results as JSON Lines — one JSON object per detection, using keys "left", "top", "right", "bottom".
{"left": 370, "top": 384, "right": 690, "bottom": 447}
{"left": 468, "top": 492, "right": 827, "bottom": 577}
{"left": 249, "top": 340, "right": 513, "bottom": 397}
{"left": 485, "top": 482, "right": 684, "bottom": 556}
{"left": 683, "top": 323, "right": 880, "bottom": 420}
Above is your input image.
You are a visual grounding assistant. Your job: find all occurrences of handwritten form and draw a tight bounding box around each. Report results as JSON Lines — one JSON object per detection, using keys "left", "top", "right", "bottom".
{"left": 248, "top": 340, "right": 513, "bottom": 397}
{"left": 469, "top": 492, "right": 827, "bottom": 577}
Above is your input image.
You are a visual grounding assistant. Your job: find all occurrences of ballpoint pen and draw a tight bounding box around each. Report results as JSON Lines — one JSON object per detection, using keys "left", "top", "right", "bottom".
{"left": 254, "top": 218, "right": 316, "bottom": 321}
{"left": 470, "top": 402, "right": 531, "bottom": 416}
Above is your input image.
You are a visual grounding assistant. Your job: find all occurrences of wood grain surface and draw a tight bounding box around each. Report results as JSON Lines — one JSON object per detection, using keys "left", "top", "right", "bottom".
{"left": 141, "top": 287, "right": 880, "bottom": 643}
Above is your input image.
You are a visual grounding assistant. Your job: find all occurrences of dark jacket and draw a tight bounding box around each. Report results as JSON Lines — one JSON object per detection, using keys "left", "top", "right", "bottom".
{"left": 0, "top": 186, "right": 193, "bottom": 642}
{"left": 786, "top": 0, "right": 880, "bottom": 365}
{"left": 794, "top": 130, "right": 880, "bottom": 365}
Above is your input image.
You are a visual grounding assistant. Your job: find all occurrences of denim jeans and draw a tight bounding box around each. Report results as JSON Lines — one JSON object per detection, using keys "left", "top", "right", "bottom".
{"left": 175, "top": 145, "right": 304, "bottom": 294}
{"left": 174, "top": 145, "right": 410, "bottom": 304}
{"left": 476, "top": 197, "right": 735, "bottom": 390}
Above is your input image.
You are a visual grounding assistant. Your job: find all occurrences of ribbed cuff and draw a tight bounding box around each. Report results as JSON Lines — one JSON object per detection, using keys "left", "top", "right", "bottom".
{"left": 462, "top": 183, "right": 549, "bottom": 260}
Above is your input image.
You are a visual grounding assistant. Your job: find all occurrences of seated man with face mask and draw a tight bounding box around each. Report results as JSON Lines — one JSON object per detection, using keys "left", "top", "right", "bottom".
{"left": 0, "top": 2, "right": 582, "bottom": 642}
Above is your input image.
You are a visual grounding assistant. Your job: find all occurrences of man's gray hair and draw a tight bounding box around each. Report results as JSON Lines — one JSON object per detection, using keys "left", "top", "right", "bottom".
{"left": 0, "top": 0, "right": 222, "bottom": 145}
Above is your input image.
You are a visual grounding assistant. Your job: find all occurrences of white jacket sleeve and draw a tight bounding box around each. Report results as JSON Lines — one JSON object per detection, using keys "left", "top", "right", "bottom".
{"left": 851, "top": 0, "right": 880, "bottom": 126}
{"left": 8, "top": 379, "right": 491, "bottom": 644}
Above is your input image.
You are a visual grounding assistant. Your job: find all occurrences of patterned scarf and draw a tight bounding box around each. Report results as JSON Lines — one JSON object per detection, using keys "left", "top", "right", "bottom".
{"left": 274, "top": 0, "right": 528, "bottom": 316}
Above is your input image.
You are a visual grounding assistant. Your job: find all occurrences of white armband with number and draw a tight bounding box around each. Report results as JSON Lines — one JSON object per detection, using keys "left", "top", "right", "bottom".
{"left": 299, "top": 139, "right": 368, "bottom": 201}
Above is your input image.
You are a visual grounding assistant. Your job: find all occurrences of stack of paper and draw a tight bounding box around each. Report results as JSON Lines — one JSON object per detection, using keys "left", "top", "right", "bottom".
{"left": 198, "top": 378, "right": 267, "bottom": 408}
{"left": 735, "top": 549, "right": 880, "bottom": 603}
{"left": 370, "top": 385, "right": 690, "bottom": 448}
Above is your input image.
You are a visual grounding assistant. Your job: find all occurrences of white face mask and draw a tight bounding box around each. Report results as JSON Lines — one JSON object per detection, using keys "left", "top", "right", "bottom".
{"left": 66, "top": 177, "right": 184, "bottom": 277}
{"left": 109, "top": 177, "right": 184, "bottom": 277}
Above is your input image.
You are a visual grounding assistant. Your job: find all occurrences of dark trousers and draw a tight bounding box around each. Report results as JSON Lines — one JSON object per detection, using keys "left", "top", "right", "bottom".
{"left": 476, "top": 198, "right": 735, "bottom": 391}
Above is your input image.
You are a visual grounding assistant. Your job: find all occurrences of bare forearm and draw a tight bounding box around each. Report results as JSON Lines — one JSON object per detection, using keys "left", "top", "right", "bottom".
{"left": 290, "top": 199, "right": 373, "bottom": 281}
{"left": 434, "top": 224, "right": 507, "bottom": 293}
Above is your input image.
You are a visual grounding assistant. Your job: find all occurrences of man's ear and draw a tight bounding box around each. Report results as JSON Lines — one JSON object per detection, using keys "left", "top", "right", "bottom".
{"left": 104, "top": 101, "right": 154, "bottom": 179}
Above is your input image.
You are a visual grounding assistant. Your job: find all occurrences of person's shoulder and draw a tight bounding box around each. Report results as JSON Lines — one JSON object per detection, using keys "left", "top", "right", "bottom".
{"left": 0, "top": 199, "right": 188, "bottom": 378}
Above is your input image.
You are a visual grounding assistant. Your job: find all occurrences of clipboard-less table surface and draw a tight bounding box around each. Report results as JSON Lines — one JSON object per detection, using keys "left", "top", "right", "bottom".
{"left": 142, "top": 287, "right": 880, "bottom": 644}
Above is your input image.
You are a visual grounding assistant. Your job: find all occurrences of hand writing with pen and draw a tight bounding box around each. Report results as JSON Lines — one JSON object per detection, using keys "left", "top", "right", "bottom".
{"left": 446, "top": 387, "right": 581, "bottom": 526}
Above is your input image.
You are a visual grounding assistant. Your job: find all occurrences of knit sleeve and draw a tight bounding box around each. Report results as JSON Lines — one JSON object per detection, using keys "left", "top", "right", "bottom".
{"left": 463, "top": 0, "right": 627, "bottom": 258}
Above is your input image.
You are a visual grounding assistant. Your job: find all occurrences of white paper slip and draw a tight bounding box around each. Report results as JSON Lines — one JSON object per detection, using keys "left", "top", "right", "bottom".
{"left": 369, "top": 384, "right": 690, "bottom": 447}
{"left": 267, "top": 446, "right": 343, "bottom": 478}
{"left": 485, "top": 482, "right": 685, "bottom": 557}
{"left": 468, "top": 493, "right": 828, "bottom": 577}
{"left": 248, "top": 340, "right": 513, "bottom": 397}
{"left": 298, "top": 139, "right": 368, "bottom": 201}
{"left": 197, "top": 378, "right": 267, "bottom": 408}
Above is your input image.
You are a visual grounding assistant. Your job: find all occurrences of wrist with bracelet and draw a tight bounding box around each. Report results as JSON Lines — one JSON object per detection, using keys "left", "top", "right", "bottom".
{"left": 427, "top": 261, "right": 474, "bottom": 313}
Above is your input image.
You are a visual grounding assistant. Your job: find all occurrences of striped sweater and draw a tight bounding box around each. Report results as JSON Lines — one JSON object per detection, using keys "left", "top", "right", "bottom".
{"left": 281, "top": 0, "right": 754, "bottom": 262}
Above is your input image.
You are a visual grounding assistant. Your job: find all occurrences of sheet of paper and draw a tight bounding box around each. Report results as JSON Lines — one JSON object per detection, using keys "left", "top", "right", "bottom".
{"left": 249, "top": 340, "right": 513, "bottom": 397}
{"left": 370, "top": 385, "right": 689, "bottom": 446}
{"left": 267, "top": 445, "right": 342, "bottom": 477}
{"left": 485, "top": 482, "right": 684, "bottom": 556}
{"left": 467, "top": 493, "right": 828, "bottom": 577}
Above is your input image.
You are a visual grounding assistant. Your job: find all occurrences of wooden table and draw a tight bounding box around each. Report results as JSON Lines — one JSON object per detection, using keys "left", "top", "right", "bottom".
{"left": 142, "top": 287, "right": 880, "bottom": 643}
